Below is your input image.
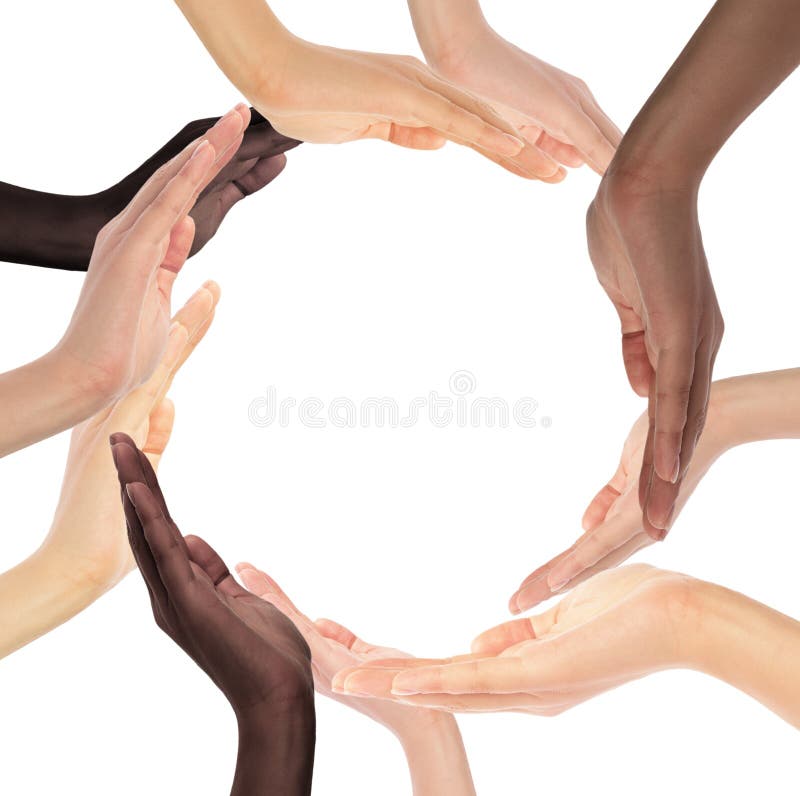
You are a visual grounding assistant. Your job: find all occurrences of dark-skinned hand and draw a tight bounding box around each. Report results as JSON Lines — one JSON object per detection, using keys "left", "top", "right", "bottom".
{"left": 1, "top": 109, "right": 299, "bottom": 270}
{"left": 109, "top": 432, "right": 314, "bottom": 796}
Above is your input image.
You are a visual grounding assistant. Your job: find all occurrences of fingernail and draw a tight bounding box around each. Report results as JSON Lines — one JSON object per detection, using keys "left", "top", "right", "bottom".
{"left": 343, "top": 686, "right": 371, "bottom": 698}
{"left": 549, "top": 578, "right": 568, "bottom": 593}
{"left": 125, "top": 483, "right": 139, "bottom": 506}
{"left": 500, "top": 133, "right": 525, "bottom": 154}
{"left": 391, "top": 687, "right": 416, "bottom": 696}
{"left": 190, "top": 140, "right": 211, "bottom": 161}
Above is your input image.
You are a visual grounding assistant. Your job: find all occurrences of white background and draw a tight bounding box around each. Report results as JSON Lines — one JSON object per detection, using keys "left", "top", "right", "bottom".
{"left": 0, "top": 1, "right": 798, "bottom": 793}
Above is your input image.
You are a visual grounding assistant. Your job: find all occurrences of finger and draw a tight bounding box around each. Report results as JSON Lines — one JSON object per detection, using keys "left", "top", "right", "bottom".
{"left": 129, "top": 141, "right": 215, "bottom": 248}
{"left": 517, "top": 121, "right": 584, "bottom": 168}
{"left": 391, "top": 691, "right": 545, "bottom": 712}
{"left": 159, "top": 216, "right": 196, "bottom": 288}
{"left": 652, "top": 346, "right": 696, "bottom": 484}
{"left": 116, "top": 106, "right": 248, "bottom": 232}
{"left": 391, "top": 658, "right": 528, "bottom": 696}
{"left": 560, "top": 112, "right": 616, "bottom": 174}
{"left": 234, "top": 117, "right": 301, "bottom": 161}
{"left": 337, "top": 667, "right": 399, "bottom": 699}
{"left": 621, "top": 329, "right": 653, "bottom": 397}
{"left": 579, "top": 90, "right": 623, "bottom": 148}
{"left": 142, "top": 398, "right": 176, "bottom": 468}
{"left": 313, "top": 618, "right": 358, "bottom": 650}
{"left": 223, "top": 154, "right": 287, "bottom": 200}
{"left": 185, "top": 535, "right": 247, "bottom": 597}
{"left": 313, "top": 618, "right": 377, "bottom": 656}
{"left": 109, "top": 433, "right": 178, "bottom": 533}
{"left": 545, "top": 512, "right": 639, "bottom": 593}
{"left": 416, "top": 86, "right": 566, "bottom": 182}
{"left": 126, "top": 481, "right": 194, "bottom": 596}
{"left": 111, "top": 441, "right": 167, "bottom": 607}
{"left": 581, "top": 481, "right": 622, "bottom": 532}
{"left": 471, "top": 618, "right": 538, "bottom": 656}
{"left": 155, "top": 282, "right": 220, "bottom": 401}
{"left": 109, "top": 322, "right": 189, "bottom": 424}
{"left": 543, "top": 533, "right": 652, "bottom": 599}
{"left": 509, "top": 544, "right": 575, "bottom": 614}
{"left": 108, "top": 281, "right": 218, "bottom": 432}
{"left": 370, "top": 123, "right": 446, "bottom": 150}
{"left": 676, "top": 342, "right": 715, "bottom": 480}
{"left": 331, "top": 660, "right": 436, "bottom": 693}
{"left": 235, "top": 565, "right": 303, "bottom": 616}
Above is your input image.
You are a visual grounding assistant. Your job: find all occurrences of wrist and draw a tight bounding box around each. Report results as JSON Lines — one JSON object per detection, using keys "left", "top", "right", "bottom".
{"left": 397, "top": 712, "right": 475, "bottom": 796}
{"left": 409, "top": 0, "right": 489, "bottom": 76}
{"left": 395, "top": 709, "right": 459, "bottom": 750}
{"left": 44, "top": 345, "right": 114, "bottom": 419}
{"left": 235, "top": 697, "right": 315, "bottom": 795}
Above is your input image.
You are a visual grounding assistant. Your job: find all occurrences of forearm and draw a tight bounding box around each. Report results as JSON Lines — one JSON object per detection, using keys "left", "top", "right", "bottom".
{"left": 173, "top": 0, "right": 296, "bottom": 101}
{"left": 688, "top": 580, "right": 800, "bottom": 729}
{"left": 612, "top": 0, "right": 800, "bottom": 184}
{"left": 407, "top": 0, "right": 488, "bottom": 71}
{"left": 0, "top": 549, "right": 109, "bottom": 659}
{"left": 712, "top": 369, "right": 800, "bottom": 450}
{"left": 398, "top": 714, "right": 476, "bottom": 796}
{"left": 0, "top": 351, "right": 103, "bottom": 458}
{"left": 233, "top": 703, "right": 315, "bottom": 796}
{"left": 0, "top": 182, "right": 107, "bottom": 271}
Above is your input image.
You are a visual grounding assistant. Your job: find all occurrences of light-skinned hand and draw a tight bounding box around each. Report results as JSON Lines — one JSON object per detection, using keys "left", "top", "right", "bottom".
{"left": 54, "top": 105, "right": 251, "bottom": 406}
{"left": 333, "top": 565, "right": 699, "bottom": 714}
{"left": 236, "top": 563, "right": 477, "bottom": 796}
{"left": 0, "top": 282, "right": 219, "bottom": 660}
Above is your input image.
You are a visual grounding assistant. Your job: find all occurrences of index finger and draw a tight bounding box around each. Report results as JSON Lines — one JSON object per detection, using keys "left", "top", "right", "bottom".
{"left": 126, "top": 481, "right": 195, "bottom": 598}
{"left": 415, "top": 80, "right": 566, "bottom": 181}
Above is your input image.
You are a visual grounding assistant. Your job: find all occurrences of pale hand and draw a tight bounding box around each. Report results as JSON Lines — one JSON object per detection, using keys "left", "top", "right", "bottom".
{"left": 334, "top": 565, "right": 698, "bottom": 714}
{"left": 433, "top": 28, "right": 621, "bottom": 173}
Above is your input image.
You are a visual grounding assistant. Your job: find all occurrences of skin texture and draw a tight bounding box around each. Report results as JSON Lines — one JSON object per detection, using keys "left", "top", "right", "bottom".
{"left": 333, "top": 564, "right": 800, "bottom": 729}
{"left": 0, "top": 282, "right": 219, "bottom": 659}
{"left": 174, "top": 0, "right": 566, "bottom": 181}
{"left": 0, "top": 106, "right": 250, "bottom": 458}
{"left": 590, "top": 0, "right": 800, "bottom": 534}
{"left": 236, "top": 564, "right": 476, "bottom": 796}
{"left": 510, "top": 368, "right": 800, "bottom": 612}
{"left": 407, "top": 0, "right": 621, "bottom": 173}
{"left": 0, "top": 109, "right": 297, "bottom": 271}
{"left": 110, "top": 434, "right": 315, "bottom": 796}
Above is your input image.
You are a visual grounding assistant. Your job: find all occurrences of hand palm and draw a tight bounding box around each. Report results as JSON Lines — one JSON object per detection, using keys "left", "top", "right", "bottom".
{"left": 236, "top": 566, "right": 433, "bottom": 735}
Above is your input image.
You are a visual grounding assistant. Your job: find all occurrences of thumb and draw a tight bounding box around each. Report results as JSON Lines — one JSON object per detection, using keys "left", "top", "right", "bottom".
{"left": 157, "top": 216, "right": 195, "bottom": 300}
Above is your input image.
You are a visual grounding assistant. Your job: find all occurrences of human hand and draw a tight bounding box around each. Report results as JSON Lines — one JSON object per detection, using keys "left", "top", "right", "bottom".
{"left": 236, "top": 564, "right": 476, "bottom": 795}
{"left": 334, "top": 565, "right": 700, "bottom": 714}
{"left": 252, "top": 40, "right": 566, "bottom": 181}
{"left": 105, "top": 109, "right": 298, "bottom": 258}
{"left": 429, "top": 28, "right": 621, "bottom": 174}
{"left": 586, "top": 174, "right": 724, "bottom": 535}
{"left": 110, "top": 434, "right": 314, "bottom": 724}
{"left": 510, "top": 390, "right": 729, "bottom": 611}
{"left": 236, "top": 563, "right": 444, "bottom": 738}
{"left": 0, "top": 283, "right": 219, "bottom": 660}
{"left": 43, "top": 282, "right": 220, "bottom": 589}
{"left": 53, "top": 105, "right": 252, "bottom": 406}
